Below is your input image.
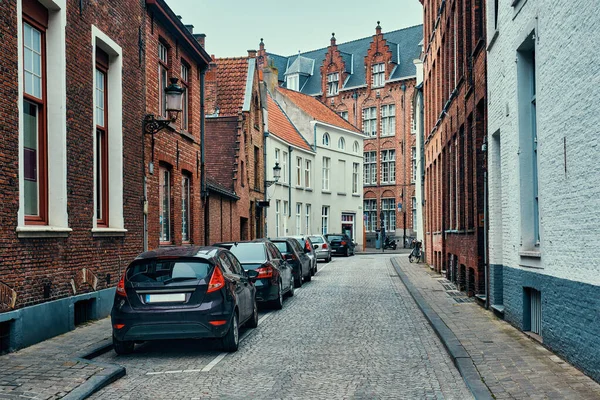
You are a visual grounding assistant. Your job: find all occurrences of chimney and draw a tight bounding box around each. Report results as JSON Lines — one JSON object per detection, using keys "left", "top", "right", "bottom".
{"left": 376, "top": 21, "right": 382, "bottom": 35}
{"left": 194, "top": 33, "right": 206, "bottom": 48}
{"left": 330, "top": 32, "right": 336, "bottom": 46}
{"left": 247, "top": 49, "right": 257, "bottom": 58}
{"left": 263, "top": 66, "right": 278, "bottom": 93}
{"left": 185, "top": 24, "right": 194, "bottom": 34}
{"left": 259, "top": 38, "right": 265, "bottom": 52}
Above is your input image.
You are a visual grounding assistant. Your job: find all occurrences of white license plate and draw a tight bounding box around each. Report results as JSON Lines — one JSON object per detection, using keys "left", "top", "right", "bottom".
{"left": 145, "top": 293, "right": 186, "bottom": 303}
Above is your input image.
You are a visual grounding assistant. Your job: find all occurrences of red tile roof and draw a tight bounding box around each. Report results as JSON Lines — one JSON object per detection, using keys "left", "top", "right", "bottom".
{"left": 212, "top": 57, "right": 249, "bottom": 117}
{"left": 267, "top": 92, "right": 312, "bottom": 151}
{"left": 276, "top": 87, "right": 362, "bottom": 133}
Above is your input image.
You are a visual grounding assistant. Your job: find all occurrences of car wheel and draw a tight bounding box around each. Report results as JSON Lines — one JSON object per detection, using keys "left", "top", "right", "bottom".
{"left": 271, "top": 280, "right": 284, "bottom": 310}
{"left": 327, "top": 255, "right": 332, "bottom": 263}
{"left": 310, "top": 263, "right": 315, "bottom": 276}
{"left": 287, "top": 275, "right": 295, "bottom": 297}
{"left": 247, "top": 299, "right": 258, "bottom": 329}
{"left": 304, "top": 266, "right": 312, "bottom": 282}
{"left": 222, "top": 313, "right": 239, "bottom": 352}
{"left": 344, "top": 248, "right": 349, "bottom": 257}
{"left": 314, "top": 264, "right": 318, "bottom": 274}
{"left": 113, "top": 336, "right": 134, "bottom": 355}
{"left": 294, "top": 271, "right": 303, "bottom": 288}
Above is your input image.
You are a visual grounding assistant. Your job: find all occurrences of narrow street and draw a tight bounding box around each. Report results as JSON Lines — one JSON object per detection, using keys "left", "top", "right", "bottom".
{"left": 91, "top": 255, "right": 472, "bottom": 399}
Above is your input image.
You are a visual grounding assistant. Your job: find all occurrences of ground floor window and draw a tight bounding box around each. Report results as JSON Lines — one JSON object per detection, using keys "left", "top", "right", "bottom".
{"left": 321, "top": 206, "right": 329, "bottom": 235}
{"left": 381, "top": 198, "right": 396, "bottom": 232}
{"left": 364, "top": 199, "right": 377, "bottom": 232}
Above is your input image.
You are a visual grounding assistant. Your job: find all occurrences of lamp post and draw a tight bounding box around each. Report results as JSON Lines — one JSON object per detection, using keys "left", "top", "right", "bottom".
{"left": 265, "top": 162, "right": 282, "bottom": 188}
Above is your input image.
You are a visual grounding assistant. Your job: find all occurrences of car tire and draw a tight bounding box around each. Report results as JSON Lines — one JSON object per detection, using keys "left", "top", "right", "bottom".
{"left": 327, "top": 255, "right": 332, "bottom": 263}
{"left": 294, "top": 272, "right": 303, "bottom": 288}
{"left": 113, "top": 336, "right": 134, "bottom": 355}
{"left": 247, "top": 299, "right": 258, "bottom": 329}
{"left": 344, "top": 248, "right": 349, "bottom": 257}
{"left": 304, "top": 267, "right": 312, "bottom": 282}
{"left": 271, "top": 280, "right": 284, "bottom": 310}
{"left": 287, "top": 276, "right": 295, "bottom": 297}
{"left": 222, "top": 313, "right": 239, "bottom": 352}
{"left": 314, "top": 264, "right": 318, "bottom": 274}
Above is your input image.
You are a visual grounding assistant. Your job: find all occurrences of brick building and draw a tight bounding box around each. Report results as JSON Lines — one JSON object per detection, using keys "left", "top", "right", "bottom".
{"left": 0, "top": 0, "right": 147, "bottom": 351}
{"left": 257, "top": 24, "right": 422, "bottom": 248}
{"left": 420, "top": 0, "right": 487, "bottom": 297}
{"left": 142, "top": 0, "right": 211, "bottom": 250}
{"left": 204, "top": 52, "right": 265, "bottom": 243}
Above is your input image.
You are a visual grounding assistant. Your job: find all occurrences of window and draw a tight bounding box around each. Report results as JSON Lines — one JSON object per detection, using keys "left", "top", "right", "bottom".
{"left": 305, "top": 204, "right": 311, "bottom": 234}
{"left": 95, "top": 48, "right": 109, "bottom": 226}
{"left": 353, "top": 141, "right": 360, "bottom": 153}
{"left": 363, "top": 151, "right": 377, "bottom": 185}
{"left": 322, "top": 157, "right": 330, "bottom": 191}
{"left": 412, "top": 147, "right": 417, "bottom": 182}
{"left": 296, "top": 156, "right": 302, "bottom": 186}
{"left": 283, "top": 201, "right": 289, "bottom": 234}
{"left": 412, "top": 196, "right": 417, "bottom": 232}
{"left": 304, "top": 159, "right": 311, "bottom": 188}
{"left": 362, "top": 107, "right": 377, "bottom": 137}
{"left": 380, "top": 104, "right": 396, "bottom": 136}
{"left": 275, "top": 200, "right": 281, "bottom": 237}
{"left": 322, "top": 132, "right": 330, "bottom": 146}
{"left": 254, "top": 146, "right": 260, "bottom": 189}
{"left": 381, "top": 198, "right": 396, "bottom": 232}
{"left": 181, "top": 62, "right": 189, "bottom": 131}
{"left": 339, "top": 111, "right": 349, "bottom": 121}
{"left": 327, "top": 72, "right": 339, "bottom": 96}
{"left": 338, "top": 137, "right": 345, "bottom": 150}
{"left": 159, "top": 166, "right": 171, "bottom": 243}
{"left": 411, "top": 100, "right": 417, "bottom": 134}
{"left": 286, "top": 74, "right": 299, "bottom": 91}
{"left": 364, "top": 199, "right": 377, "bottom": 232}
{"left": 296, "top": 203, "right": 302, "bottom": 235}
{"left": 158, "top": 41, "right": 169, "bottom": 118}
{"left": 182, "top": 174, "right": 191, "bottom": 242}
{"left": 381, "top": 150, "right": 396, "bottom": 184}
{"left": 372, "top": 63, "right": 385, "bottom": 87}
{"left": 321, "top": 206, "right": 329, "bottom": 235}
{"left": 282, "top": 151, "right": 288, "bottom": 183}
{"left": 275, "top": 148, "right": 280, "bottom": 170}
{"left": 338, "top": 160, "right": 346, "bottom": 193}
{"left": 352, "top": 163, "right": 359, "bottom": 194}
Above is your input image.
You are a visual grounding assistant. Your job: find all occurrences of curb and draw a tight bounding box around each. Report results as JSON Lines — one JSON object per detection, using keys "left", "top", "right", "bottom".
{"left": 391, "top": 257, "right": 493, "bottom": 400}
{"left": 62, "top": 338, "right": 126, "bottom": 400}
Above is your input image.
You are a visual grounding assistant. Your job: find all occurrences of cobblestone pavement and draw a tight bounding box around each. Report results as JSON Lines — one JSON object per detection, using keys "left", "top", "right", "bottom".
{"left": 394, "top": 256, "right": 600, "bottom": 400}
{"left": 92, "top": 255, "right": 472, "bottom": 399}
{"left": 0, "top": 318, "right": 112, "bottom": 399}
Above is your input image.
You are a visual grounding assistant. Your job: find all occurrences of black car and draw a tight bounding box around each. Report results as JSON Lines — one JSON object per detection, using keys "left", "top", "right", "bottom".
{"left": 111, "top": 246, "right": 258, "bottom": 355}
{"left": 214, "top": 240, "right": 294, "bottom": 309}
{"left": 324, "top": 233, "right": 356, "bottom": 257}
{"left": 271, "top": 238, "right": 312, "bottom": 287}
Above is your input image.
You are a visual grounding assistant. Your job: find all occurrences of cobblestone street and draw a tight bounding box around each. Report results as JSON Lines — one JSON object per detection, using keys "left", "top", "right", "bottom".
{"left": 91, "top": 255, "right": 472, "bottom": 399}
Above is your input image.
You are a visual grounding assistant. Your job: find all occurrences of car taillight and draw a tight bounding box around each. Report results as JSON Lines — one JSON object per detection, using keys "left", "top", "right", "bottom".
{"left": 341, "top": 241, "right": 347, "bottom": 246}
{"left": 256, "top": 266, "right": 273, "bottom": 279}
{"left": 207, "top": 266, "right": 225, "bottom": 293}
{"left": 116, "top": 273, "right": 126, "bottom": 297}
{"left": 322, "top": 243, "right": 328, "bottom": 249}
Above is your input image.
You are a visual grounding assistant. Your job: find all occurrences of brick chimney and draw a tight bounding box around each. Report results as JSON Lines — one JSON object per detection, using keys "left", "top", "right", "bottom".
{"left": 247, "top": 49, "right": 257, "bottom": 58}
{"left": 263, "top": 66, "right": 279, "bottom": 93}
{"left": 376, "top": 21, "right": 382, "bottom": 35}
{"left": 185, "top": 24, "right": 194, "bottom": 34}
{"left": 331, "top": 32, "right": 336, "bottom": 46}
{"left": 194, "top": 33, "right": 206, "bottom": 48}
{"left": 205, "top": 57, "right": 218, "bottom": 115}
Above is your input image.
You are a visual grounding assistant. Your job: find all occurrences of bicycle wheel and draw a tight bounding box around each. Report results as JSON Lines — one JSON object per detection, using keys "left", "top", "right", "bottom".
{"left": 409, "top": 254, "right": 414, "bottom": 263}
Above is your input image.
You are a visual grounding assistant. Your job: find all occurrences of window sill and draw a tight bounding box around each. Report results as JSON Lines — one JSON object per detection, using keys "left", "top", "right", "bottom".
{"left": 305, "top": 188, "right": 313, "bottom": 192}
{"left": 179, "top": 130, "right": 196, "bottom": 143}
{"left": 16, "top": 226, "right": 72, "bottom": 238}
{"left": 321, "top": 190, "right": 332, "bottom": 195}
{"left": 379, "top": 183, "right": 396, "bottom": 186}
{"left": 380, "top": 134, "right": 395, "bottom": 138}
{"left": 337, "top": 192, "right": 347, "bottom": 196}
{"left": 352, "top": 193, "right": 361, "bottom": 197}
{"left": 519, "top": 250, "right": 541, "bottom": 259}
{"left": 295, "top": 186, "right": 304, "bottom": 190}
{"left": 92, "top": 228, "right": 127, "bottom": 238}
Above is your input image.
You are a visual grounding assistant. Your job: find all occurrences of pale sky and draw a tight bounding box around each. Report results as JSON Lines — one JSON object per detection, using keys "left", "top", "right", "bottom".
{"left": 167, "top": 0, "right": 424, "bottom": 58}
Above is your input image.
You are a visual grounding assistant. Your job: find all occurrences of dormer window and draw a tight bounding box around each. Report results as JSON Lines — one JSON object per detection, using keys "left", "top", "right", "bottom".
{"left": 327, "top": 72, "right": 339, "bottom": 96}
{"left": 286, "top": 74, "right": 299, "bottom": 91}
{"left": 372, "top": 63, "right": 385, "bottom": 87}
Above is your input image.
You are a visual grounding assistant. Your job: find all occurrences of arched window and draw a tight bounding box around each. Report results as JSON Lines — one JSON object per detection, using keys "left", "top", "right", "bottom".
{"left": 353, "top": 141, "right": 360, "bottom": 153}
{"left": 322, "top": 132, "right": 330, "bottom": 146}
{"left": 338, "top": 137, "right": 346, "bottom": 150}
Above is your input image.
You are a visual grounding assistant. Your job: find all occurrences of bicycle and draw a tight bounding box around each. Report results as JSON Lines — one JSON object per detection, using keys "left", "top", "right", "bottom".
{"left": 408, "top": 240, "right": 422, "bottom": 263}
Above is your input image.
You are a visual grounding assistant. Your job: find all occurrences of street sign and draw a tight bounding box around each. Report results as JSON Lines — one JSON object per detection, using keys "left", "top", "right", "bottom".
{"left": 397, "top": 202, "right": 402, "bottom": 211}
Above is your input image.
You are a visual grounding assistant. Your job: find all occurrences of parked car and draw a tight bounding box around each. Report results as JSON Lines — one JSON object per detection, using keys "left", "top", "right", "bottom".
{"left": 286, "top": 235, "right": 317, "bottom": 275}
{"left": 271, "top": 237, "right": 312, "bottom": 287}
{"left": 111, "top": 246, "right": 258, "bottom": 355}
{"left": 324, "top": 233, "right": 356, "bottom": 257}
{"left": 308, "top": 234, "right": 332, "bottom": 263}
{"left": 214, "top": 240, "right": 294, "bottom": 309}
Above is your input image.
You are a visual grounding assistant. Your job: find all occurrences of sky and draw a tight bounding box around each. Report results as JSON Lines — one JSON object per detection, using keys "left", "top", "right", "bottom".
{"left": 167, "top": 0, "right": 424, "bottom": 58}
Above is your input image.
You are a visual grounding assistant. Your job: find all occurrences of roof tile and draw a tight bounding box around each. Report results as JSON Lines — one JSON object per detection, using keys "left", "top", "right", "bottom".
{"left": 267, "top": 92, "right": 312, "bottom": 151}
{"left": 211, "top": 57, "right": 249, "bottom": 117}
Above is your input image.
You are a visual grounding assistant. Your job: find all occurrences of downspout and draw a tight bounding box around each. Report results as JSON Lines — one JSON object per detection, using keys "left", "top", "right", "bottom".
{"left": 263, "top": 130, "right": 269, "bottom": 236}
{"left": 402, "top": 83, "right": 407, "bottom": 248}
{"left": 483, "top": 137, "right": 489, "bottom": 309}
{"left": 200, "top": 68, "right": 208, "bottom": 245}
{"left": 288, "top": 146, "right": 293, "bottom": 219}
{"left": 313, "top": 122, "right": 317, "bottom": 151}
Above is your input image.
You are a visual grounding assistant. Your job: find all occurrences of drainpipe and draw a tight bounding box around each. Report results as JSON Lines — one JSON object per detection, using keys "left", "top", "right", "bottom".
{"left": 200, "top": 68, "right": 208, "bottom": 245}
{"left": 288, "top": 146, "right": 293, "bottom": 219}
{"left": 401, "top": 83, "right": 407, "bottom": 248}
{"left": 263, "top": 130, "right": 269, "bottom": 236}
{"left": 483, "top": 137, "right": 489, "bottom": 309}
{"left": 313, "top": 122, "right": 317, "bottom": 151}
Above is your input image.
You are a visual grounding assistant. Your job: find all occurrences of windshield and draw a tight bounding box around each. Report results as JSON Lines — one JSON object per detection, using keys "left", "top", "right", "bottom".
{"left": 273, "top": 241, "right": 290, "bottom": 254}
{"left": 227, "top": 243, "right": 267, "bottom": 263}
{"left": 327, "top": 235, "right": 343, "bottom": 241}
{"left": 309, "top": 236, "right": 324, "bottom": 243}
{"left": 127, "top": 259, "right": 211, "bottom": 283}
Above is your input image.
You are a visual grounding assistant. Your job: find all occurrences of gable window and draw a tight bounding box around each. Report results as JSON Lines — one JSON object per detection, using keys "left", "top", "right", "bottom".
{"left": 381, "top": 104, "right": 396, "bottom": 136}
{"left": 95, "top": 48, "right": 109, "bottom": 226}
{"left": 286, "top": 74, "right": 299, "bottom": 91}
{"left": 372, "top": 63, "right": 385, "bottom": 87}
{"left": 363, "top": 151, "right": 377, "bottom": 185}
{"left": 182, "top": 173, "right": 191, "bottom": 242}
{"left": 353, "top": 141, "right": 360, "bottom": 153}
{"left": 381, "top": 150, "right": 396, "bottom": 184}
{"left": 322, "top": 157, "right": 331, "bottom": 191}
{"left": 362, "top": 107, "right": 377, "bottom": 137}
{"left": 327, "top": 72, "right": 339, "bottom": 96}
{"left": 296, "top": 156, "right": 302, "bottom": 186}
{"left": 181, "top": 62, "right": 190, "bottom": 131}
{"left": 322, "top": 132, "right": 330, "bottom": 146}
{"left": 352, "top": 162, "right": 359, "bottom": 194}
{"left": 338, "top": 137, "right": 346, "bottom": 150}
{"left": 321, "top": 206, "right": 329, "bottom": 235}
{"left": 381, "top": 198, "right": 396, "bottom": 232}
{"left": 364, "top": 199, "right": 377, "bottom": 232}
{"left": 159, "top": 165, "right": 172, "bottom": 243}
{"left": 304, "top": 159, "right": 311, "bottom": 188}
{"left": 339, "top": 111, "right": 348, "bottom": 121}
{"left": 158, "top": 41, "right": 169, "bottom": 118}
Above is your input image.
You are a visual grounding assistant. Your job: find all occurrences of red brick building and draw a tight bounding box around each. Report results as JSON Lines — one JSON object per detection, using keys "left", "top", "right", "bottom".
{"left": 0, "top": 0, "right": 147, "bottom": 350}
{"left": 204, "top": 53, "right": 265, "bottom": 244}
{"left": 420, "top": 0, "right": 487, "bottom": 296}
{"left": 257, "top": 24, "right": 423, "bottom": 247}
{"left": 142, "top": 0, "right": 211, "bottom": 250}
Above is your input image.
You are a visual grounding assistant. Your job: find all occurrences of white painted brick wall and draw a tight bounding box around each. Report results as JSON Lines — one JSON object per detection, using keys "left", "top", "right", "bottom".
{"left": 487, "top": 0, "right": 600, "bottom": 285}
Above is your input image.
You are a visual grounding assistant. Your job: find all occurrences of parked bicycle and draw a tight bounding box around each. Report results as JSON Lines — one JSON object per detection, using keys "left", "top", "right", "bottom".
{"left": 408, "top": 239, "right": 422, "bottom": 263}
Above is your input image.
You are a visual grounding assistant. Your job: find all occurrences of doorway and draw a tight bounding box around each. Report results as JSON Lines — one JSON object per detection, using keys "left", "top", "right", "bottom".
{"left": 341, "top": 213, "right": 355, "bottom": 239}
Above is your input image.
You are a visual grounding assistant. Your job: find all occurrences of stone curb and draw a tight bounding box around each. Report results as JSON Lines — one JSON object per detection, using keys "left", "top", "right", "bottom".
{"left": 391, "top": 257, "right": 493, "bottom": 400}
{"left": 62, "top": 338, "right": 126, "bottom": 400}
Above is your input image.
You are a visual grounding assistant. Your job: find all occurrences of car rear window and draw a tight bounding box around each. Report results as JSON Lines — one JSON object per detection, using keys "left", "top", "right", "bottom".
{"left": 327, "top": 235, "right": 343, "bottom": 241}
{"left": 127, "top": 260, "right": 211, "bottom": 283}
{"left": 227, "top": 243, "right": 267, "bottom": 263}
{"left": 309, "top": 236, "right": 324, "bottom": 243}
{"left": 273, "top": 241, "right": 290, "bottom": 254}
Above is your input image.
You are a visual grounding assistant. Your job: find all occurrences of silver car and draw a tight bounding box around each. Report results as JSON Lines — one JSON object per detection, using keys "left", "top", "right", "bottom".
{"left": 287, "top": 236, "right": 318, "bottom": 276}
{"left": 308, "top": 235, "right": 332, "bottom": 263}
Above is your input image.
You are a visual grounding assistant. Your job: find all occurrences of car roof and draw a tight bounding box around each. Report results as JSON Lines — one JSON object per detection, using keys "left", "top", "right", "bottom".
{"left": 135, "top": 246, "right": 222, "bottom": 261}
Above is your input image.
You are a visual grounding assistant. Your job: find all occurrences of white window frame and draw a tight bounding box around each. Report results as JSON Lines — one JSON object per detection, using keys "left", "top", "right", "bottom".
{"left": 338, "top": 137, "right": 346, "bottom": 150}
{"left": 363, "top": 151, "right": 377, "bottom": 185}
{"left": 362, "top": 107, "right": 377, "bottom": 137}
{"left": 364, "top": 199, "right": 377, "bottom": 232}
{"left": 296, "top": 156, "right": 302, "bottom": 186}
{"left": 327, "top": 72, "right": 339, "bottom": 96}
{"left": 339, "top": 111, "right": 348, "bottom": 121}
{"left": 352, "top": 162, "right": 359, "bottom": 194}
{"left": 380, "top": 104, "right": 396, "bottom": 136}
{"left": 275, "top": 200, "right": 281, "bottom": 237}
{"left": 322, "top": 132, "right": 330, "bottom": 146}
{"left": 321, "top": 206, "right": 329, "bottom": 235}
{"left": 283, "top": 200, "right": 289, "bottom": 234}
{"left": 412, "top": 147, "right": 417, "bottom": 183}
{"left": 305, "top": 204, "right": 311, "bottom": 235}
{"left": 286, "top": 74, "right": 299, "bottom": 91}
{"left": 322, "top": 156, "right": 331, "bottom": 191}
{"left": 282, "top": 151, "right": 288, "bottom": 184}
{"left": 381, "top": 198, "right": 396, "bottom": 232}
{"left": 372, "top": 63, "right": 385, "bottom": 87}
{"left": 182, "top": 174, "right": 190, "bottom": 242}
{"left": 353, "top": 141, "right": 360, "bottom": 153}
{"left": 304, "top": 159, "right": 311, "bottom": 188}
{"left": 296, "top": 203, "right": 302, "bottom": 235}
{"left": 381, "top": 150, "right": 396, "bottom": 184}
{"left": 159, "top": 166, "right": 171, "bottom": 243}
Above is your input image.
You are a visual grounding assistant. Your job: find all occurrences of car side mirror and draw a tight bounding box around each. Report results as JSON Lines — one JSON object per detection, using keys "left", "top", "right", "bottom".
{"left": 283, "top": 253, "right": 293, "bottom": 261}
{"left": 247, "top": 269, "right": 259, "bottom": 283}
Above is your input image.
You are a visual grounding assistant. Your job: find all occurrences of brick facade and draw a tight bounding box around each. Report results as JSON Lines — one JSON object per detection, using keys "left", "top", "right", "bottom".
{"left": 420, "top": 0, "right": 487, "bottom": 296}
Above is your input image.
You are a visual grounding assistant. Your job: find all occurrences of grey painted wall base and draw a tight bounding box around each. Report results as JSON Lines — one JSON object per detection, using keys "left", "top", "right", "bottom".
{"left": 491, "top": 265, "right": 600, "bottom": 383}
{"left": 0, "top": 288, "right": 115, "bottom": 352}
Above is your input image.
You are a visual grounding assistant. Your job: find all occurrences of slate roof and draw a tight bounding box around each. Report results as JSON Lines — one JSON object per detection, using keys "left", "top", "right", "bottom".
{"left": 269, "top": 25, "right": 423, "bottom": 96}
{"left": 267, "top": 91, "right": 313, "bottom": 152}
{"left": 276, "top": 87, "right": 362, "bottom": 134}
{"left": 213, "top": 57, "right": 250, "bottom": 117}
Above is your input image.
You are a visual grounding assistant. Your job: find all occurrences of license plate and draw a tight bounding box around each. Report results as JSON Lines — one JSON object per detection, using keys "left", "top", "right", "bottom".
{"left": 145, "top": 293, "right": 186, "bottom": 303}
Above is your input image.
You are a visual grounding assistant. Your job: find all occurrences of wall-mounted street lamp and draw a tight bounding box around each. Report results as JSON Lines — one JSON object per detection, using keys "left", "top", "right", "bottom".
{"left": 144, "top": 77, "right": 185, "bottom": 135}
{"left": 265, "top": 162, "right": 282, "bottom": 188}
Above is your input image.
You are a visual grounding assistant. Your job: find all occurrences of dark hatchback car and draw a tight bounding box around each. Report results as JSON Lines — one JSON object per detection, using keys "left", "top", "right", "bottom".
{"left": 111, "top": 246, "right": 258, "bottom": 355}
{"left": 324, "top": 233, "right": 356, "bottom": 257}
{"left": 214, "top": 240, "right": 294, "bottom": 309}
{"left": 287, "top": 235, "right": 317, "bottom": 276}
{"left": 271, "top": 238, "right": 312, "bottom": 287}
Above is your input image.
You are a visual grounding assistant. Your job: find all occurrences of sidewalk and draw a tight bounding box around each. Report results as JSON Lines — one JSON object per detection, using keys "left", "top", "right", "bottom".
{"left": 0, "top": 318, "right": 122, "bottom": 400}
{"left": 392, "top": 256, "right": 600, "bottom": 400}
